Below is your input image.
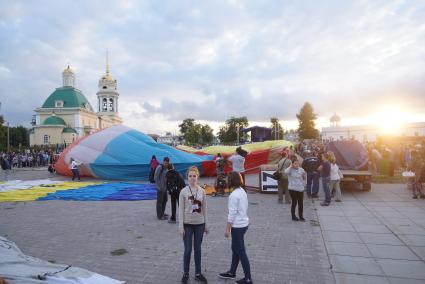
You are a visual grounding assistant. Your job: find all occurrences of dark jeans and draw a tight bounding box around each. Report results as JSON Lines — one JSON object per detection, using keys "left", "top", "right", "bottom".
{"left": 230, "top": 226, "right": 252, "bottom": 280}
{"left": 170, "top": 190, "right": 180, "bottom": 220}
{"left": 71, "top": 169, "right": 80, "bottom": 181}
{"left": 322, "top": 177, "right": 331, "bottom": 203}
{"left": 306, "top": 171, "right": 319, "bottom": 196}
{"left": 289, "top": 190, "right": 304, "bottom": 218}
{"left": 183, "top": 223, "right": 205, "bottom": 274}
{"left": 156, "top": 190, "right": 168, "bottom": 219}
{"left": 149, "top": 168, "right": 155, "bottom": 183}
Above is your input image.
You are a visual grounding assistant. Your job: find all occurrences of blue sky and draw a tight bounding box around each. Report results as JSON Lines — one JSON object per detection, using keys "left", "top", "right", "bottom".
{"left": 0, "top": 0, "right": 424, "bottom": 134}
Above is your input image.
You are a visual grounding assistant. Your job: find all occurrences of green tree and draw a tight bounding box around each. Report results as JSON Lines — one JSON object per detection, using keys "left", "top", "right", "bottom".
{"left": 178, "top": 118, "right": 195, "bottom": 137}
{"left": 296, "top": 102, "right": 319, "bottom": 139}
{"left": 178, "top": 118, "right": 215, "bottom": 146}
{"left": 200, "top": 124, "right": 214, "bottom": 145}
{"left": 270, "top": 117, "right": 284, "bottom": 140}
{"left": 9, "top": 126, "right": 29, "bottom": 148}
{"left": 218, "top": 116, "right": 249, "bottom": 144}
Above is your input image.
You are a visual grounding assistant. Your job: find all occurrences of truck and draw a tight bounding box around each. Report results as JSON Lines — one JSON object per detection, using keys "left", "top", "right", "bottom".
{"left": 325, "top": 140, "right": 372, "bottom": 191}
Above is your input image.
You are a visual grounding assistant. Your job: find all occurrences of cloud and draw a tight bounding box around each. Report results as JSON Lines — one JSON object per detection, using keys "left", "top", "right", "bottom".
{"left": 0, "top": 0, "right": 424, "bottom": 132}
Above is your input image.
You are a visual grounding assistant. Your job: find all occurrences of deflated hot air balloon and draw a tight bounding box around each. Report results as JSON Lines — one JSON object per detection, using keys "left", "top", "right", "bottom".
{"left": 177, "top": 140, "right": 294, "bottom": 176}
{"left": 55, "top": 125, "right": 214, "bottom": 180}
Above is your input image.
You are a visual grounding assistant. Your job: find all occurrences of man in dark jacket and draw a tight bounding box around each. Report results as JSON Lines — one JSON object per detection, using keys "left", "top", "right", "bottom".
{"left": 302, "top": 151, "right": 320, "bottom": 198}
{"left": 154, "top": 157, "right": 170, "bottom": 220}
{"left": 166, "top": 165, "right": 186, "bottom": 223}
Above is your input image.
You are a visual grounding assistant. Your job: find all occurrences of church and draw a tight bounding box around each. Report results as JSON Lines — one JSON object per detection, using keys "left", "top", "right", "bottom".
{"left": 29, "top": 57, "right": 122, "bottom": 146}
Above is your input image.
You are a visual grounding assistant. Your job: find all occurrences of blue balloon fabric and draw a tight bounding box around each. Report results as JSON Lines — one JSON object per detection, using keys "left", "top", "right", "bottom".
{"left": 60, "top": 125, "right": 214, "bottom": 180}
{"left": 38, "top": 182, "right": 158, "bottom": 201}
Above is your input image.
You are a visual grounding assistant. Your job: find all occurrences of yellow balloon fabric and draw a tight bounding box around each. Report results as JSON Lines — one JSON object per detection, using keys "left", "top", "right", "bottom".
{"left": 0, "top": 181, "right": 101, "bottom": 202}
{"left": 177, "top": 140, "right": 293, "bottom": 155}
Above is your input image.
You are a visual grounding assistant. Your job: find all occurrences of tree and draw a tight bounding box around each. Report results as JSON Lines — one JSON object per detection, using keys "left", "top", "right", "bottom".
{"left": 218, "top": 116, "right": 249, "bottom": 144}
{"left": 0, "top": 118, "right": 29, "bottom": 151}
{"left": 178, "top": 118, "right": 215, "bottom": 146}
{"left": 9, "top": 126, "right": 29, "bottom": 148}
{"left": 200, "top": 124, "right": 214, "bottom": 145}
{"left": 178, "top": 118, "right": 195, "bottom": 137}
{"left": 296, "top": 102, "right": 319, "bottom": 139}
{"left": 270, "top": 117, "right": 284, "bottom": 140}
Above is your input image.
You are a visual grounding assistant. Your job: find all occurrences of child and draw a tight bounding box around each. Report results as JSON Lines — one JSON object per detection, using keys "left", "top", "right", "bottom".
{"left": 284, "top": 158, "right": 307, "bottom": 221}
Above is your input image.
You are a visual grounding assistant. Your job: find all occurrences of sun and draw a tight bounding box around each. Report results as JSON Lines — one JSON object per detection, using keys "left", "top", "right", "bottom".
{"left": 371, "top": 107, "right": 405, "bottom": 135}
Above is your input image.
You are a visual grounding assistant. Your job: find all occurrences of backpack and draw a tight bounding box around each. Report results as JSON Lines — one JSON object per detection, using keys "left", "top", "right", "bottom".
{"left": 216, "top": 159, "right": 226, "bottom": 171}
{"left": 216, "top": 175, "right": 227, "bottom": 189}
{"left": 166, "top": 169, "right": 185, "bottom": 194}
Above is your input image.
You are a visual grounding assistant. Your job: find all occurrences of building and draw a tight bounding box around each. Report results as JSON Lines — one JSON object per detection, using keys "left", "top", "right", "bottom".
{"left": 321, "top": 114, "right": 425, "bottom": 142}
{"left": 29, "top": 57, "right": 122, "bottom": 146}
{"left": 157, "top": 134, "right": 182, "bottom": 146}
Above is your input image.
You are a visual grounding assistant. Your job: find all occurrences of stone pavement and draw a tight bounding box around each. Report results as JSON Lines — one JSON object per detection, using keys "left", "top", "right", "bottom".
{"left": 315, "top": 183, "right": 425, "bottom": 284}
{"left": 1, "top": 169, "right": 424, "bottom": 284}
{"left": 0, "top": 179, "right": 332, "bottom": 283}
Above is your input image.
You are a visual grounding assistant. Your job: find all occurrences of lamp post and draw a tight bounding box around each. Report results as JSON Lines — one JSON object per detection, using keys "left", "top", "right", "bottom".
{"left": 236, "top": 124, "right": 240, "bottom": 145}
{"left": 7, "top": 121, "right": 10, "bottom": 152}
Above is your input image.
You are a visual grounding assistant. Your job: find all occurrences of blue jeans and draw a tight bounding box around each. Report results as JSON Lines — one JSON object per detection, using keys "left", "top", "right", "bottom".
{"left": 230, "top": 226, "right": 252, "bottom": 280}
{"left": 322, "top": 177, "right": 331, "bottom": 203}
{"left": 306, "top": 171, "right": 319, "bottom": 196}
{"left": 183, "top": 223, "right": 205, "bottom": 274}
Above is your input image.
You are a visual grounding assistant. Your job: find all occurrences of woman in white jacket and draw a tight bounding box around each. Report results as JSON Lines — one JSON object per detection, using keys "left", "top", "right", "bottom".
{"left": 328, "top": 151, "right": 342, "bottom": 202}
{"left": 219, "top": 172, "right": 253, "bottom": 284}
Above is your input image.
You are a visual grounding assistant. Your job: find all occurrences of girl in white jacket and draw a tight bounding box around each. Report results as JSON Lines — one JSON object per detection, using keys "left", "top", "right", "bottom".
{"left": 328, "top": 151, "right": 342, "bottom": 202}
{"left": 219, "top": 171, "right": 253, "bottom": 284}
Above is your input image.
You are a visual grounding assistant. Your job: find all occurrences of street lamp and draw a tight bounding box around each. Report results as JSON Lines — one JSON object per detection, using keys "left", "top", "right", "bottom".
{"left": 236, "top": 124, "right": 241, "bottom": 145}
{"left": 7, "top": 121, "right": 10, "bottom": 152}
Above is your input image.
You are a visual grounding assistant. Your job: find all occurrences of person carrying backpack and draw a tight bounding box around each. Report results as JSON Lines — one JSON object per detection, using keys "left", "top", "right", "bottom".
{"left": 215, "top": 153, "right": 227, "bottom": 196}
{"left": 166, "top": 164, "right": 186, "bottom": 223}
{"left": 154, "top": 157, "right": 171, "bottom": 220}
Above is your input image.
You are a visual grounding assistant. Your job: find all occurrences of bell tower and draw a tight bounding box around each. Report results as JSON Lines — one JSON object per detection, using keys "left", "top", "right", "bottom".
{"left": 96, "top": 50, "right": 122, "bottom": 127}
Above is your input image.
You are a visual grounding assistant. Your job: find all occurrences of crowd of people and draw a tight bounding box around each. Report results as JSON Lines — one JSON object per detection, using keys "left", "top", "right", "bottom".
{"left": 0, "top": 150, "right": 58, "bottom": 170}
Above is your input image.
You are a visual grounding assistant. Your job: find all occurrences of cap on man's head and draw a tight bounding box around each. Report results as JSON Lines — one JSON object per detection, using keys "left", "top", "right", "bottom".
{"left": 163, "top": 157, "right": 170, "bottom": 162}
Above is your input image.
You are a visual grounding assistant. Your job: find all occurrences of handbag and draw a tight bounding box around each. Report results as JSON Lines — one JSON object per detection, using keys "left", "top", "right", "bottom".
{"left": 338, "top": 169, "right": 344, "bottom": 179}
{"left": 272, "top": 171, "right": 282, "bottom": 180}
{"left": 272, "top": 158, "right": 287, "bottom": 180}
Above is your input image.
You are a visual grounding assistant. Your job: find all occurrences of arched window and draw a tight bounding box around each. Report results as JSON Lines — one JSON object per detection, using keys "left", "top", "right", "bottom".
{"left": 109, "top": 98, "right": 114, "bottom": 112}
{"left": 102, "top": 98, "right": 108, "bottom": 111}
{"left": 44, "top": 135, "right": 49, "bottom": 144}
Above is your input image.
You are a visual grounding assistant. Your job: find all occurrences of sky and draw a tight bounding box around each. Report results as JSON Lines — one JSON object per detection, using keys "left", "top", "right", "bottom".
{"left": 0, "top": 0, "right": 424, "bottom": 135}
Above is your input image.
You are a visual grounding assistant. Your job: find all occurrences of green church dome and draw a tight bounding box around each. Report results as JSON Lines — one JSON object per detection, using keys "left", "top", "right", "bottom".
{"left": 62, "top": 127, "right": 78, "bottom": 134}
{"left": 42, "top": 86, "right": 93, "bottom": 111}
{"left": 42, "top": 116, "right": 67, "bottom": 126}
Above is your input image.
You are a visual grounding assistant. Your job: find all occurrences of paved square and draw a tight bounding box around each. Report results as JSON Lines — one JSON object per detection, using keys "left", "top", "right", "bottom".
{"left": 1, "top": 170, "right": 425, "bottom": 284}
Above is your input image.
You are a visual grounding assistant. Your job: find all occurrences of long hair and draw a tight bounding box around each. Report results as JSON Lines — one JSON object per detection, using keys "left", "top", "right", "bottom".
{"left": 227, "top": 171, "right": 244, "bottom": 189}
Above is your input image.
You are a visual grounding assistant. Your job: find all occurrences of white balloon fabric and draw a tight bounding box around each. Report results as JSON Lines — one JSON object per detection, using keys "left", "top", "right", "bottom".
{"left": 0, "top": 236, "right": 125, "bottom": 284}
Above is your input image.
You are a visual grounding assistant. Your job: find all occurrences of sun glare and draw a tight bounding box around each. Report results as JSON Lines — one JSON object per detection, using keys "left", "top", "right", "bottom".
{"left": 371, "top": 107, "right": 405, "bottom": 135}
